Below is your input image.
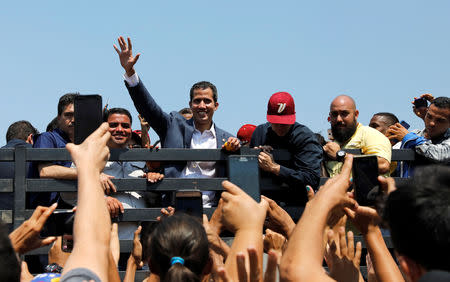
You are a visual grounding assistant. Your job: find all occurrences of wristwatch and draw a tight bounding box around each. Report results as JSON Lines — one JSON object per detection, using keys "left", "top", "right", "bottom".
{"left": 44, "top": 263, "right": 63, "bottom": 273}
{"left": 336, "top": 150, "right": 346, "bottom": 162}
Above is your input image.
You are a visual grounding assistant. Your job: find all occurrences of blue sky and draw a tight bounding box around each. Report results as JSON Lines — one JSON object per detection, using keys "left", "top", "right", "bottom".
{"left": 1, "top": 0, "right": 449, "bottom": 146}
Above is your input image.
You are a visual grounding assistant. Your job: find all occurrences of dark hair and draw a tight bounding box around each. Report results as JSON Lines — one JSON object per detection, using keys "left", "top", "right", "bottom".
{"left": 314, "top": 133, "right": 326, "bottom": 146}
{"left": 373, "top": 112, "right": 399, "bottom": 127}
{"left": 6, "top": 120, "right": 38, "bottom": 142}
{"left": 0, "top": 222, "right": 20, "bottom": 281}
{"left": 46, "top": 117, "right": 59, "bottom": 132}
{"left": 431, "top": 96, "right": 450, "bottom": 110}
{"left": 179, "top": 108, "right": 193, "bottom": 115}
{"left": 103, "top": 107, "right": 133, "bottom": 125}
{"left": 383, "top": 165, "right": 450, "bottom": 271}
{"left": 148, "top": 214, "right": 209, "bottom": 282}
{"left": 189, "top": 81, "right": 217, "bottom": 103}
{"left": 57, "top": 93, "right": 79, "bottom": 116}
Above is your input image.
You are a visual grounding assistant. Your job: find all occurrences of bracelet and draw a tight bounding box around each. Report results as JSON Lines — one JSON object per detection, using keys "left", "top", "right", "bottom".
{"left": 44, "top": 263, "right": 63, "bottom": 274}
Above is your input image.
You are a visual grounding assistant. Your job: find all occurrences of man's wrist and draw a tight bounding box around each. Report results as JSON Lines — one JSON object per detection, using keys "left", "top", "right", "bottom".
{"left": 126, "top": 68, "right": 136, "bottom": 77}
{"left": 271, "top": 163, "right": 281, "bottom": 175}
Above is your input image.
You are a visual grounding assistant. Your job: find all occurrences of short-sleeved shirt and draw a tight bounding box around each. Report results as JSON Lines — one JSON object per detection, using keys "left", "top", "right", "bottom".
{"left": 29, "top": 128, "right": 72, "bottom": 207}
{"left": 326, "top": 123, "right": 392, "bottom": 177}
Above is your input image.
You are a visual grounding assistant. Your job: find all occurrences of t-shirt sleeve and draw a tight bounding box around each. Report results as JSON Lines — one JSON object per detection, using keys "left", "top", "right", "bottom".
{"left": 361, "top": 128, "right": 392, "bottom": 163}
{"left": 61, "top": 267, "right": 101, "bottom": 282}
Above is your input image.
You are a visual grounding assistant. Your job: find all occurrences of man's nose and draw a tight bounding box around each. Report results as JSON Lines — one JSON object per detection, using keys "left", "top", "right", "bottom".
{"left": 336, "top": 114, "right": 343, "bottom": 123}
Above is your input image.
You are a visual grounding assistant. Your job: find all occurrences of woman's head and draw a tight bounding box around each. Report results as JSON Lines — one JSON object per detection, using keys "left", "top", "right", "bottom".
{"left": 148, "top": 214, "right": 210, "bottom": 282}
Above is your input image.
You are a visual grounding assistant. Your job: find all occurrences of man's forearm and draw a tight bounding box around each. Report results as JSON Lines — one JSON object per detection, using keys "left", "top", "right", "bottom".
{"left": 38, "top": 164, "right": 77, "bottom": 180}
{"left": 280, "top": 199, "right": 332, "bottom": 281}
{"left": 416, "top": 141, "right": 450, "bottom": 162}
{"left": 364, "top": 228, "right": 404, "bottom": 282}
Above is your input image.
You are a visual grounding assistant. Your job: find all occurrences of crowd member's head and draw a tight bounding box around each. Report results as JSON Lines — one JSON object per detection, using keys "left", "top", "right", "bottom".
{"left": 369, "top": 112, "right": 399, "bottom": 136}
{"left": 237, "top": 124, "right": 256, "bottom": 145}
{"left": 46, "top": 117, "right": 59, "bottom": 132}
{"left": 266, "top": 92, "right": 296, "bottom": 137}
{"left": 0, "top": 223, "right": 20, "bottom": 281}
{"left": 179, "top": 107, "right": 193, "bottom": 120}
{"left": 189, "top": 81, "right": 219, "bottom": 131}
{"left": 328, "top": 95, "right": 359, "bottom": 143}
{"left": 383, "top": 165, "right": 450, "bottom": 281}
{"left": 148, "top": 214, "right": 210, "bottom": 282}
{"left": 57, "top": 93, "right": 79, "bottom": 142}
{"left": 103, "top": 108, "right": 133, "bottom": 149}
{"left": 6, "top": 120, "right": 38, "bottom": 144}
{"left": 424, "top": 96, "right": 450, "bottom": 140}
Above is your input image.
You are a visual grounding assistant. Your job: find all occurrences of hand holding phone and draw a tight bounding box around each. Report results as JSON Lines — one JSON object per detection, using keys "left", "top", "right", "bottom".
{"left": 352, "top": 155, "right": 379, "bottom": 206}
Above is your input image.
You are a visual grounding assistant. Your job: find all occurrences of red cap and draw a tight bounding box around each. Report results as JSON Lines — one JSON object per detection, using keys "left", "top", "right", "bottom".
{"left": 266, "top": 92, "right": 296, "bottom": 124}
{"left": 237, "top": 124, "right": 257, "bottom": 143}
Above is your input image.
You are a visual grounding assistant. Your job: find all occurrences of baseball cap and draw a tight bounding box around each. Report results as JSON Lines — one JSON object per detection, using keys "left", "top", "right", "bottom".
{"left": 266, "top": 92, "right": 296, "bottom": 124}
{"left": 237, "top": 124, "right": 257, "bottom": 143}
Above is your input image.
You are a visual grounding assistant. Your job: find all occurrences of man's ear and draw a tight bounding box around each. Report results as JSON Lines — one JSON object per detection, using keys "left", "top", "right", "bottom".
{"left": 26, "top": 134, "right": 33, "bottom": 145}
{"left": 327, "top": 116, "right": 331, "bottom": 122}
{"left": 214, "top": 102, "right": 219, "bottom": 111}
{"left": 354, "top": 110, "right": 359, "bottom": 119}
{"left": 398, "top": 254, "right": 425, "bottom": 282}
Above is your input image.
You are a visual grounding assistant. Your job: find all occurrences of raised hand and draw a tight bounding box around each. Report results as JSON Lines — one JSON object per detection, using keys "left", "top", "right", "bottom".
{"left": 113, "top": 36, "right": 141, "bottom": 77}
{"left": 324, "top": 228, "right": 362, "bottom": 282}
{"left": 9, "top": 203, "right": 58, "bottom": 254}
{"left": 262, "top": 195, "right": 295, "bottom": 238}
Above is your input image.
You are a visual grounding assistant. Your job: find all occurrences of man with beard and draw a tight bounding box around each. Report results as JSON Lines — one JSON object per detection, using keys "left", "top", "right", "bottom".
{"left": 323, "top": 95, "right": 391, "bottom": 177}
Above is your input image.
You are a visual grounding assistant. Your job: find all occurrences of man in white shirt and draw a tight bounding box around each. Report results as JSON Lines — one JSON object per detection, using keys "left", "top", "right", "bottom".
{"left": 114, "top": 36, "right": 240, "bottom": 207}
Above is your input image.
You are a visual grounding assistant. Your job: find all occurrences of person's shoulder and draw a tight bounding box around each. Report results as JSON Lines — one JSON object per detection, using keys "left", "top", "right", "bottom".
{"left": 291, "top": 122, "right": 315, "bottom": 135}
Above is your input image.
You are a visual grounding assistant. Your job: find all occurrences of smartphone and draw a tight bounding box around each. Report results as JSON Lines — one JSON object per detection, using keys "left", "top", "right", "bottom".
{"left": 74, "top": 95, "right": 103, "bottom": 144}
{"left": 327, "top": 129, "right": 334, "bottom": 141}
{"left": 352, "top": 155, "right": 379, "bottom": 206}
{"left": 399, "top": 120, "right": 410, "bottom": 130}
{"left": 175, "top": 190, "right": 203, "bottom": 220}
{"left": 61, "top": 234, "right": 74, "bottom": 253}
{"left": 40, "top": 210, "right": 75, "bottom": 237}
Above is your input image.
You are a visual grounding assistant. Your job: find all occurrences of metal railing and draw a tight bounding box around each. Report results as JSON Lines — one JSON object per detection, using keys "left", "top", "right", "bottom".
{"left": 0, "top": 147, "right": 415, "bottom": 280}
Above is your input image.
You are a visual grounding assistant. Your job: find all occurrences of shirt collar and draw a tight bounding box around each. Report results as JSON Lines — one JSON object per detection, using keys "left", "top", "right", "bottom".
{"left": 194, "top": 123, "right": 216, "bottom": 138}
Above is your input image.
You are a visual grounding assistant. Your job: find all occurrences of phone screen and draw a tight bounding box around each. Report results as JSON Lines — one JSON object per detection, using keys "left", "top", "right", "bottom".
{"left": 74, "top": 95, "right": 103, "bottom": 144}
{"left": 61, "top": 234, "right": 74, "bottom": 253}
{"left": 175, "top": 190, "right": 203, "bottom": 220}
{"left": 40, "top": 210, "right": 75, "bottom": 237}
{"left": 352, "top": 155, "right": 379, "bottom": 206}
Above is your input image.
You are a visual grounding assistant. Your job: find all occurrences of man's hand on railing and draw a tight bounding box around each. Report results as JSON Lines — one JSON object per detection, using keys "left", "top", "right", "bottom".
{"left": 323, "top": 141, "right": 341, "bottom": 160}
{"left": 156, "top": 206, "right": 174, "bottom": 221}
{"left": 100, "top": 172, "right": 116, "bottom": 194}
{"left": 324, "top": 227, "right": 363, "bottom": 282}
{"left": 143, "top": 172, "right": 164, "bottom": 183}
{"left": 106, "top": 197, "right": 124, "bottom": 218}
{"left": 261, "top": 195, "right": 295, "bottom": 238}
{"left": 9, "top": 203, "right": 58, "bottom": 254}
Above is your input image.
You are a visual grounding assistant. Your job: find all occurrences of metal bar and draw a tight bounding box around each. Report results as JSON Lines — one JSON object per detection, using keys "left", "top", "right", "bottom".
{"left": 13, "top": 146, "right": 27, "bottom": 229}
{"left": 0, "top": 179, "right": 13, "bottom": 192}
{"left": 0, "top": 148, "right": 14, "bottom": 161}
{"left": 26, "top": 178, "right": 228, "bottom": 192}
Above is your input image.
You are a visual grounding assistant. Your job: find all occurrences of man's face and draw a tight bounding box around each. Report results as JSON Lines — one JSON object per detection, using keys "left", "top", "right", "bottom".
{"left": 329, "top": 103, "right": 359, "bottom": 143}
{"left": 189, "top": 87, "right": 218, "bottom": 128}
{"left": 369, "top": 115, "right": 390, "bottom": 135}
{"left": 107, "top": 113, "right": 132, "bottom": 148}
{"left": 57, "top": 104, "right": 75, "bottom": 140}
{"left": 424, "top": 104, "right": 450, "bottom": 139}
{"left": 271, "top": 123, "right": 292, "bottom": 137}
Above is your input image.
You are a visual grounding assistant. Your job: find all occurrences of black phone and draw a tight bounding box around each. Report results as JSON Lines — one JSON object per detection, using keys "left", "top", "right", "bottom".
{"left": 352, "top": 155, "right": 379, "bottom": 206}
{"left": 61, "top": 234, "right": 74, "bottom": 253}
{"left": 74, "top": 95, "right": 103, "bottom": 144}
{"left": 40, "top": 210, "right": 75, "bottom": 237}
{"left": 400, "top": 120, "right": 410, "bottom": 130}
{"left": 175, "top": 190, "right": 203, "bottom": 220}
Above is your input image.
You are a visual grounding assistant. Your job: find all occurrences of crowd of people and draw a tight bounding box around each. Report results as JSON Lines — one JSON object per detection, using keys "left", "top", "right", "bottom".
{"left": 0, "top": 36, "right": 448, "bottom": 281}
